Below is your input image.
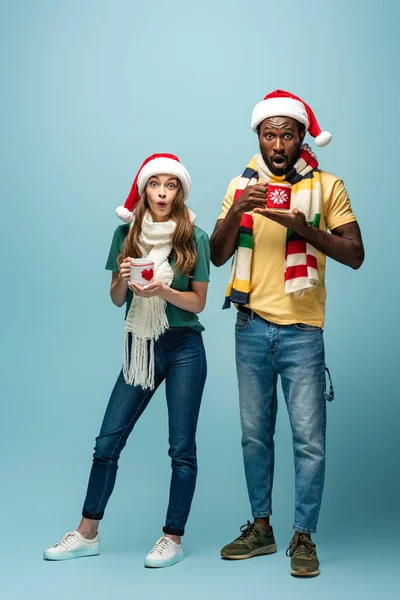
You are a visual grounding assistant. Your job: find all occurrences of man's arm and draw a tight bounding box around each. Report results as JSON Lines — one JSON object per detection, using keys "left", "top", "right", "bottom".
{"left": 253, "top": 207, "right": 365, "bottom": 269}
{"left": 210, "top": 184, "right": 267, "bottom": 266}
{"left": 304, "top": 220, "right": 364, "bottom": 270}
{"left": 210, "top": 210, "right": 241, "bottom": 267}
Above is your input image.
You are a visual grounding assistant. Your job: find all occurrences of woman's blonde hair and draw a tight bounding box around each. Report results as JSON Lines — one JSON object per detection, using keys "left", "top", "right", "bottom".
{"left": 118, "top": 181, "right": 197, "bottom": 276}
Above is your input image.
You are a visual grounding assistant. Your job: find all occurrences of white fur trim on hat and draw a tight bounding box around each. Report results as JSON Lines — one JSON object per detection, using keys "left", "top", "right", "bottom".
{"left": 251, "top": 97, "right": 309, "bottom": 132}
{"left": 137, "top": 158, "right": 191, "bottom": 200}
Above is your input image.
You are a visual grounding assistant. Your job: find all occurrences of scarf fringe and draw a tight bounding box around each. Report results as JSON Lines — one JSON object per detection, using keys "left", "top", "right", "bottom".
{"left": 123, "top": 335, "right": 155, "bottom": 389}
{"left": 123, "top": 297, "right": 169, "bottom": 389}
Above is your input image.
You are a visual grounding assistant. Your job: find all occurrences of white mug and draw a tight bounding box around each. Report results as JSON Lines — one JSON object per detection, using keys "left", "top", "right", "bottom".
{"left": 130, "top": 258, "right": 155, "bottom": 285}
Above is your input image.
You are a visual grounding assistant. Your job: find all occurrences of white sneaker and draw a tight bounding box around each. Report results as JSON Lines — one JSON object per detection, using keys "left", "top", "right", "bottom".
{"left": 144, "top": 536, "right": 184, "bottom": 568}
{"left": 43, "top": 530, "right": 100, "bottom": 561}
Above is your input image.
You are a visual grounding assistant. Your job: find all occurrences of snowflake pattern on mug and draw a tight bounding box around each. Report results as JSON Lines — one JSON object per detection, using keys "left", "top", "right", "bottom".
{"left": 271, "top": 189, "right": 289, "bottom": 205}
{"left": 266, "top": 184, "right": 291, "bottom": 210}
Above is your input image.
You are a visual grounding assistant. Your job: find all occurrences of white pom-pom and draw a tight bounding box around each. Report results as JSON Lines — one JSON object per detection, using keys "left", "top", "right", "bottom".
{"left": 315, "top": 131, "right": 332, "bottom": 147}
{"left": 115, "top": 206, "right": 133, "bottom": 222}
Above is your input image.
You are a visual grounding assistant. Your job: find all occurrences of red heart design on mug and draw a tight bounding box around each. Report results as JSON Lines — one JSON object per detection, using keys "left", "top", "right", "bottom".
{"left": 141, "top": 269, "right": 154, "bottom": 281}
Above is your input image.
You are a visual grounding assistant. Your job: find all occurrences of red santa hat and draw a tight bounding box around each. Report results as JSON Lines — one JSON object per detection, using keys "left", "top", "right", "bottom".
{"left": 251, "top": 89, "right": 332, "bottom": 147}
{"left": 116, "top": 153, "right": 191, "bottom": 222}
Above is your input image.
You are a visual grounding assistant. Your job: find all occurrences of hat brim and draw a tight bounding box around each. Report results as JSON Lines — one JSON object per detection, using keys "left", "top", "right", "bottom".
{"left": 251, "top": 97, "right": 309, "bottom": 132}
{"left": 137, "top": 158, "right": 191, "bottom": 200}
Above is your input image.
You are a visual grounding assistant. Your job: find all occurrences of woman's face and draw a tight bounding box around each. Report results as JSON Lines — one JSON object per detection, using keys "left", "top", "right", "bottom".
{"left": 145, "top": 174, "right": 179, "bottom": 222}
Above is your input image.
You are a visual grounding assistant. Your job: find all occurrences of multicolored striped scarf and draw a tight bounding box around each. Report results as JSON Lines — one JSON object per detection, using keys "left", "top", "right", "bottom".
{"left": 223, "top": 144, "right": 321, "bottom": 308}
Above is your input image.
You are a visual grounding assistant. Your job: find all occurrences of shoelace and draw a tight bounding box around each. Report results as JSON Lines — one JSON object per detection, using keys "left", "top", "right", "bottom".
{"left": 150, "top": 537, "right": 171, "bottom": 556}
{"left": 286, "top": 534, "right": 314, "bottom": 557}
{"left": 239, "top": 521, "right": 259, "bottom": 540}
{"left": 55, "top": 532, "right": 79, "bottom": 549}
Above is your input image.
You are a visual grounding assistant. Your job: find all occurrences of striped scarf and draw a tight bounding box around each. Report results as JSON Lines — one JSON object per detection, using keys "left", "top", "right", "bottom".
{"left": 223, "top": 144, "right": 322, "bottom": 308}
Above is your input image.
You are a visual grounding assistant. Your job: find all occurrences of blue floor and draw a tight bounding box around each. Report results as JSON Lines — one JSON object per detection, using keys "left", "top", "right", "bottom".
{"left": 3, "top": 525, "right": 396, "bottom": 600}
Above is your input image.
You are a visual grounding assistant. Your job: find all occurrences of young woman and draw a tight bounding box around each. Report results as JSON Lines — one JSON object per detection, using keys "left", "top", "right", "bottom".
{"left": 44, "top": 154, "right": 210, "bottom": 568}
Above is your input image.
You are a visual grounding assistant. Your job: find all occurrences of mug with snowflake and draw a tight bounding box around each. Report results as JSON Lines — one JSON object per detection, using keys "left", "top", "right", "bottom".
{"left": 266, "top": 183, "right": 291, "bottom": 211}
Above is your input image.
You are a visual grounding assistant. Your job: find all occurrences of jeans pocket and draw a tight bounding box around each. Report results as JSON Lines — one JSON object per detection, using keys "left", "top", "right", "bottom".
{"left": 235, "top": 312, "right": 251, "bottom": 331}
{"left": 294, "top": 323, "right": 322, "bottom": 332}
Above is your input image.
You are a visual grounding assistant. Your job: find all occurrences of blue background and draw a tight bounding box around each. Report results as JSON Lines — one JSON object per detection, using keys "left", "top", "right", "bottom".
{"left": 1, "top": 0, "right": 398, "bottom": 598}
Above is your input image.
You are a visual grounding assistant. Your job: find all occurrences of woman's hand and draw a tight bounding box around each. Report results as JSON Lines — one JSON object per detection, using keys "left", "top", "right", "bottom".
{"left": 129, "top": 280, "right": 208, "bottom": 312}
{"left": 128, "top": 281, "right": 165, "bottom": 298}
{"left": 119, "top": 257, "right": 132, "bottom": 281}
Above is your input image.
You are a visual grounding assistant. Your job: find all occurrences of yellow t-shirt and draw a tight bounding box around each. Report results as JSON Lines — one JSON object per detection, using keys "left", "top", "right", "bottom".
{"left": 218, "top": 171, "right": 357, "bottom": 327}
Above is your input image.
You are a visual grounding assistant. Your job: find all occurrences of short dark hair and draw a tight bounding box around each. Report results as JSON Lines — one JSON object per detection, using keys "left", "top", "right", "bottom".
{"left": 257, "top": 121, "right": 305, "bottom": 136}
{"left": 297, "top": 122, "right": 305, "bottom": 135}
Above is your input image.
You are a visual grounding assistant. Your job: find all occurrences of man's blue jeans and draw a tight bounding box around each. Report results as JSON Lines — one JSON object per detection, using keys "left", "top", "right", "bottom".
{"left": 235, "top": 309, "right": 334, "bottom": 534}
{"left": 82, "top": 328, "right": 207, "bottom": 536}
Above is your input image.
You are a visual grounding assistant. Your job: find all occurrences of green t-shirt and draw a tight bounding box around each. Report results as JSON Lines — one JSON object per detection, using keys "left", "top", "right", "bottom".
{"left": 105, "top": 224, "right": 210, "bottom": 332}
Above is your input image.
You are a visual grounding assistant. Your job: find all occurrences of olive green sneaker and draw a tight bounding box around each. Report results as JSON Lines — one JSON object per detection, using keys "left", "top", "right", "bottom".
{"left": 286, "top": 532, "right": 320, "bottom": 577}
{"left": 221, "top": 521, "right": 277, "bottom": 560}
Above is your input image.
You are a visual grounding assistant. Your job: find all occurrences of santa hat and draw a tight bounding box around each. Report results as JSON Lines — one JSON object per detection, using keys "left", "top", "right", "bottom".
{"left": 251, "top": 89, "right": 332, "bottom": 147}
{"left": 116, "top": 153, "right": 191, "bottom": 222}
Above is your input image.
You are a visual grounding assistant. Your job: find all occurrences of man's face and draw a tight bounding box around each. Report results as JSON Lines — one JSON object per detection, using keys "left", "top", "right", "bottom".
{"left": 258, "top": 116, "right": 305, "bottom": 176}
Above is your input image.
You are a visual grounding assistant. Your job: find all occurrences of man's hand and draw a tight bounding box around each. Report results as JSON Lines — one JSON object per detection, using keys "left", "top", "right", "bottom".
{"left": 233, "top": 184, "right": 268, "bottom": 216}
{"left": 128, "top": 281, "right": 165, "bottom": 298}
{"left": 253, "top": 207, "right": 308, "bottom": 235}
{"left": 253, "top": 207, "right": 365, "bottom": 269}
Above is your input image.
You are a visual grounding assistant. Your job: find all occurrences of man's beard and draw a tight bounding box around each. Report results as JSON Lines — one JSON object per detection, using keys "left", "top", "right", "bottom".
{"left": 261, "top": 148, "right": 301, "bottom": 176}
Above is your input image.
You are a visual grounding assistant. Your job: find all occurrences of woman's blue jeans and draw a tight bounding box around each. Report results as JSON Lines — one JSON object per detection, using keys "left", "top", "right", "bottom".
{"left": 82, "top": 327, "right": 207, "bottom": 536}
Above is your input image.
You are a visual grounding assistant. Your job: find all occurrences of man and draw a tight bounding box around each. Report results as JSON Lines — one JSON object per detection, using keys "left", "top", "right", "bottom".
{"left": 210, "top": 90, "right": 364, "bottom": 577}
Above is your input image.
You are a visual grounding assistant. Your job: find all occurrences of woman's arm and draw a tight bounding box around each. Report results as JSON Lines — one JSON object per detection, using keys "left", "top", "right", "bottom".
{"left": 159, "top": 281, "right": 208, "bottom": 314}
{"left": 129, "top": 280, "right": 209, "bottom": 314}
{"left": 110, "top": 257, "right": 132, "bottom": 307}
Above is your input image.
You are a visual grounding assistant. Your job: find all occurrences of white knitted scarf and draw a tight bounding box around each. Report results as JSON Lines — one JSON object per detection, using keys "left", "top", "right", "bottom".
{"left": 123, "top": 209, "right": 195, "bottom": 389}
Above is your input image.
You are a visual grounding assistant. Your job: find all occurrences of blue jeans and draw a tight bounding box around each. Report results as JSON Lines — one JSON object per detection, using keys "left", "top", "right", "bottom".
{"left": 82, "top": 327, "right": 207, "bottom": 536}
{"left": 235, "top": 310, "right": 334, "bottom": 534}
